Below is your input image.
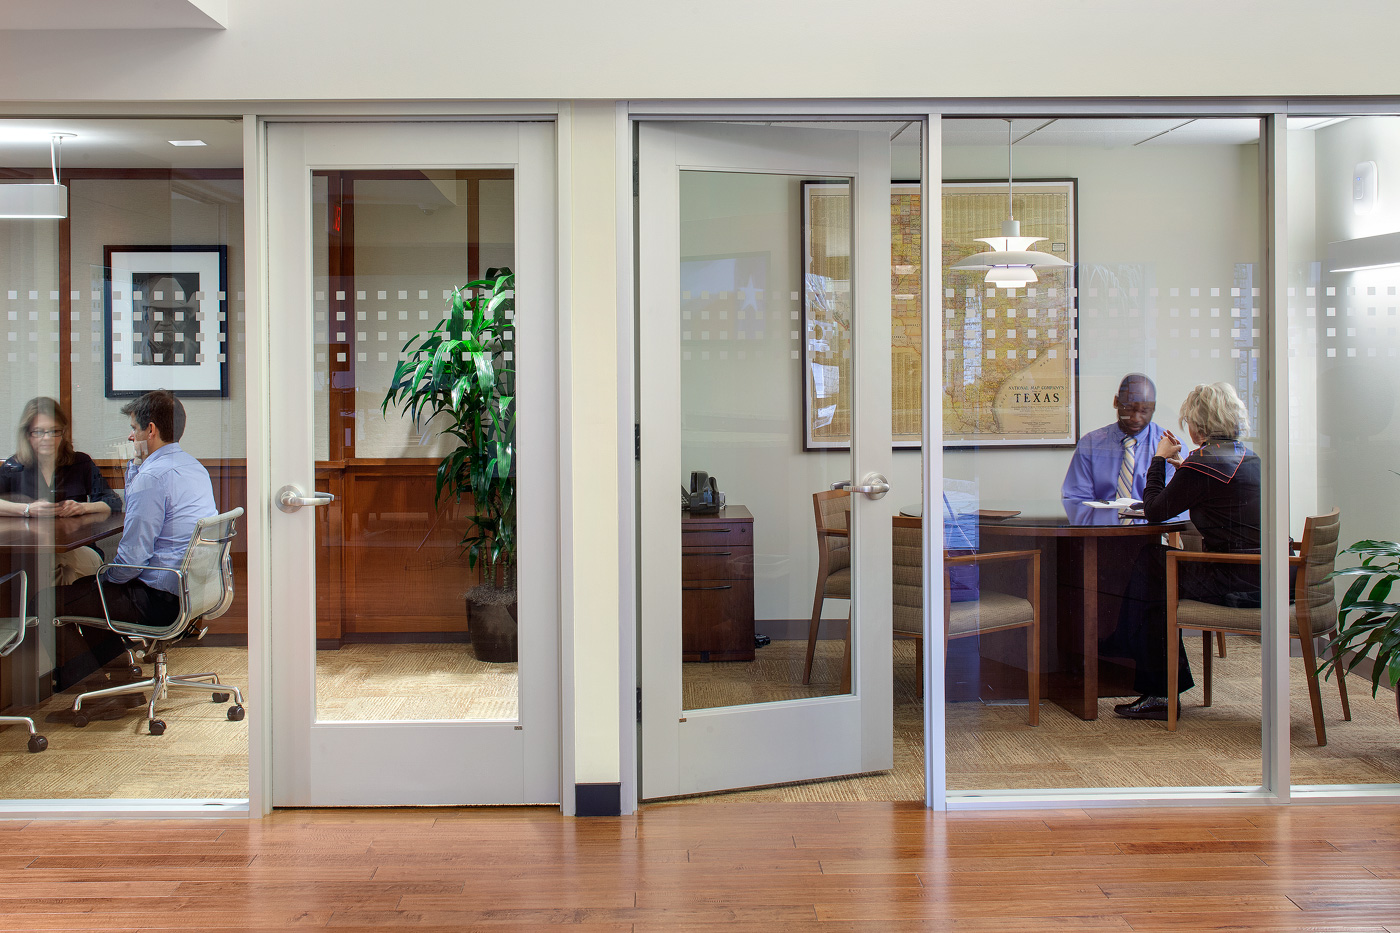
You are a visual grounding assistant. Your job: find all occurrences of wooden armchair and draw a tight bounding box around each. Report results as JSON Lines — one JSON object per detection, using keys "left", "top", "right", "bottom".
{"left": 1166, "top": 508, "right": 1349, "bottom": 744}
{"left": 892, "top": 515, "right": 1040, "bottom": 725}
{"left": 802, "top": 489, "right": 851, "bottom": 686}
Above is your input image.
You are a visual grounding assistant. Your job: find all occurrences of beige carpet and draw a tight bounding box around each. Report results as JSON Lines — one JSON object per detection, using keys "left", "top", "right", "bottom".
{"left": 2, "top": 638, "right": 1397, "bottom": 802}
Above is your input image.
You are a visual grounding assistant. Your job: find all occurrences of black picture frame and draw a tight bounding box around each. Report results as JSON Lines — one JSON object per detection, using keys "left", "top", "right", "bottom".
{"left": 103, "top": 244, "right": 229, "bottom": 399}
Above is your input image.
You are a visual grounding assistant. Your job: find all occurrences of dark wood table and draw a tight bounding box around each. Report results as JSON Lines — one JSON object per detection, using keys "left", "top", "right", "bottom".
{"left": 0, "top": 512, "right": 125, "bottom": 709}
{"left": 905, "top": 499, "right": 1188, "bottom": 720}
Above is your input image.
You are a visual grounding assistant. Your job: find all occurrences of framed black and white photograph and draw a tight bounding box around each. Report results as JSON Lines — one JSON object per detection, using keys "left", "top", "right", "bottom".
{"left": 104, "top": 245, "right": 229, "bottom": 398}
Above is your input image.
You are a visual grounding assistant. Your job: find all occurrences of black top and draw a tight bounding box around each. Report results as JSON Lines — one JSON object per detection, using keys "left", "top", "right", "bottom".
{"left": 0, "top": 452, "right": 123, "bottom": 513}
{"left": 1142, "top": 439, "right": 1260, "bottom": 552}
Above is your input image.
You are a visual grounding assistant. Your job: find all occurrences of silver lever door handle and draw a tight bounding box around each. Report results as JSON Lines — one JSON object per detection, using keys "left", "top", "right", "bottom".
{"left": 836, "top": 472, "right": 890, "bottom": 500}
{"left": 276, "top": 484, "right": 336, "bottom": 513}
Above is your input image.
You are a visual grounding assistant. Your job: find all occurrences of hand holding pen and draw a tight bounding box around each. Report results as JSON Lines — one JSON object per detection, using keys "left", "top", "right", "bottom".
{"left": 1157, "top": 429, "right": 1185, "bottom": 468}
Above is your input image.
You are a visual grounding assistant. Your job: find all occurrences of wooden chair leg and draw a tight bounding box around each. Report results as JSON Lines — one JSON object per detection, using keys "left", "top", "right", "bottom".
{"left": 1216, "top": 632, "right": 1227, "bottom": 658}
{"left": 914, "top": 636, "right": 924, "bottom": 700}
{"left": 1202, "top": 631, "right": 1213, "bottom": 708}
{"left": 838, "top": 610, "right": 852, "bottom": 695}
{"left": 802, "top": 582, "right": 825, "bottom": 685}
{"left": 1296, "top": 633, "right": 1328, "bottom": 747}
{"left": 1025, "top": 623, "right": 1039, "bottom": 727}
{"left": 1167, "top": 617, "right": 1180, "bottom": 732}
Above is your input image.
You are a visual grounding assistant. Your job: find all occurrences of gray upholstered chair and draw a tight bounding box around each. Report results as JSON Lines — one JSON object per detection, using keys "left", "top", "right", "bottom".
{"left": 802, "top": 489, "right": 851, "bottom": 686}
{"left": 892, "top": 515, "right": 1040, "bottom": 725}
{"left": 0, "top": 570, "right": 47, "bottom": 752}
{"left": 54, "top": 507, "right": 246, "bottom": 736}
{"left": 1166, "top": 508, "right": 1349, "bottom": 744}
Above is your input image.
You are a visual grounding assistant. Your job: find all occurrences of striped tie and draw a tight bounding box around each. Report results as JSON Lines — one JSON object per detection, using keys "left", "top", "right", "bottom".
{"left": 1118, "top": 436, "right": 1138, "bottom": 523}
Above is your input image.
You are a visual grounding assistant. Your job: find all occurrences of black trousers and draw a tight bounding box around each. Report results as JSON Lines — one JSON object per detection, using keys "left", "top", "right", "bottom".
{"left": 52, "top": 576, "right": 180, "bottom": 692}
{"left": 1112, "top": 543, "right": 1261, "bottom": 697}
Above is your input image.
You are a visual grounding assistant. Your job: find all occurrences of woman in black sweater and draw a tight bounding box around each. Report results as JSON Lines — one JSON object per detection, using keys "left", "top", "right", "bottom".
{"left": 1113, "top": 382, "right": 1261, "bottom": 720}
{"left": 0, "top": 397, "right": 122, "bottom": 584}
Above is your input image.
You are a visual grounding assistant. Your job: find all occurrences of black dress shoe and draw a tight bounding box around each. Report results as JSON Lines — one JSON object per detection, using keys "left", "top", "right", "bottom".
{"left": 1113, "top": 695, "right": 1168, "bottom": 720}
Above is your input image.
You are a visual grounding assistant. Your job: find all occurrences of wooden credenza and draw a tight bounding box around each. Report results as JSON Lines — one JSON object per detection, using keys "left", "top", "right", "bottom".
{"left": 681, "top": 505, "right": 755, "bottom": 662}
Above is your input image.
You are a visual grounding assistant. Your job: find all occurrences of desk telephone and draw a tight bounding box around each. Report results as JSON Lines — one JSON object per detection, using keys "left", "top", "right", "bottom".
{"left": 680, "top": 470, "right": 725, "bottom": 513}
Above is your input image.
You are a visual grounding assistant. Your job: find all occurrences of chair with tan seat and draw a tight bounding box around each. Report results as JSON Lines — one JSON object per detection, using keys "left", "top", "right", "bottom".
{"left": 802, "top": 489, "right": 850, "bottom": 686}
{"left": 54, "top": 507, "right": 246, "bottom": 736}
{"left": 892, "top": 515, "right": 1040, "bottom": 725}
{"left": 0, "top": 570, "right": 48, "bottom": 752}
{"left": 1166, "top": 508, "right": 1349, "bottom": 744}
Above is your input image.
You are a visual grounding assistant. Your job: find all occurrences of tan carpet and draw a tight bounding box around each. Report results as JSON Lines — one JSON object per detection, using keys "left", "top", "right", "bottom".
{"left": 2, "top": 638, "right": 1396, "bottom": 802}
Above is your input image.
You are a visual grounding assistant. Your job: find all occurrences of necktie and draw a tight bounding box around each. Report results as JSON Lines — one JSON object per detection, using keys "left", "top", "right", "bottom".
{"left": 1117, "top": 435, "right": 1138, "bottom": 501}
{"left": 1117, "top": 436, "right": 1138, "bottom": 524}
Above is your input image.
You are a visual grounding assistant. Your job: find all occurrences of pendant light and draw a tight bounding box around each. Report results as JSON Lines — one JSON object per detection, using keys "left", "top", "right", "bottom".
{"left": 0, "top": 134, "right": 73, "bottom": 220}
{"left": 951, "top": 120, "right": 1069, "bottom": 288}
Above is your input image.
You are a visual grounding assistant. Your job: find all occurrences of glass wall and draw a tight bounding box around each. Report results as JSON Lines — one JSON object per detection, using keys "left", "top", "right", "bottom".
{"left": 1287, "top": 115, "right": 1400, "bottom": 787}
{"left": 942, "top": 117, "right": 1266, "bottom": 793}
{"left": 0, "top": 119, "right": 247, "bottom": 799}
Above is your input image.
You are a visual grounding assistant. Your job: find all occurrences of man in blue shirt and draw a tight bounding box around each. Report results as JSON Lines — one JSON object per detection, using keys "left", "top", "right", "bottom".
{"left": 53, "top": 389, "right": 216, "bottom": 691}
{"left": 1061, "top": 373, "right": 1173, "bottom": 504}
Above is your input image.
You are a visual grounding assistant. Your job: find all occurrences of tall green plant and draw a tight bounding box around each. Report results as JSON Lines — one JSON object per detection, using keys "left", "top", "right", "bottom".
{"left": 1321, "top": 540, "right": 1400, "bottom": 696}
{"left": 382, "top": 269, "right": 516, "bottom": 589}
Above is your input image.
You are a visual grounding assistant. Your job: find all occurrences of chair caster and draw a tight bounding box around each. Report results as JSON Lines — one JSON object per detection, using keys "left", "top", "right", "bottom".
{"left": 212, "top": 692, "right": 230, "bottom": 703}
{"left": 129, "top": 665, "right": 143, "bottom": 678}
{"left": 227, "top": 705, "right": 245, "bottom": 722}
{"left": 28, "top": 734, "right": 48, "bottom": 753}
{"left": 72, "top": 712, "right": 90, "bottom": 728}
{"left": 149, "top": 719, "right": 166, "bottom": 736}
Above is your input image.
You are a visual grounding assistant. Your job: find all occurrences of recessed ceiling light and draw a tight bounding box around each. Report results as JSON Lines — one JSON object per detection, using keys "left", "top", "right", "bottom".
{"left": 168, "top": 139, "right": 207, "bottom": 147}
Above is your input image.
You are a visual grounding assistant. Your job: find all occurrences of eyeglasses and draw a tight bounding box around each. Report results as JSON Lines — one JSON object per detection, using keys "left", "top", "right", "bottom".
{"left": 28, "top": 429, "right": 63, "bottom": 439}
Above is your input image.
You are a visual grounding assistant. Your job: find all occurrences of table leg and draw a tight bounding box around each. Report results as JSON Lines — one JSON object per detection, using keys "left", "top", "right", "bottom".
{"left": 1081, "top": 536, "right": 1099, "bottom": 720}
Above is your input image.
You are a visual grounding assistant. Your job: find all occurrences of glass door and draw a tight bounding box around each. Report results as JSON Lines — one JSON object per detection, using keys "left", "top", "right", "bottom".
{"left": 266, "top": 122, "right": 558, "bottom": 805}
{"left": 638, "top": 122, "right": 896, "bottom": 798}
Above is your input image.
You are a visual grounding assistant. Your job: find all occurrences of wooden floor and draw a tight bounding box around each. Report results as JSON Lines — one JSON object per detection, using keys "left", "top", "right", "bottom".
{"left": 1, "top": 803, "right": 1398, "bottom": 931}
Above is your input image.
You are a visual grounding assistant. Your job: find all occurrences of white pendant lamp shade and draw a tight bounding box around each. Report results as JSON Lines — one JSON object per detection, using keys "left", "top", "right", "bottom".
{"left": 0, "top": 134, "right": 72, "bottom": 220}
{"left": 953, "top": 123, "right": 1069, "bottom": 287}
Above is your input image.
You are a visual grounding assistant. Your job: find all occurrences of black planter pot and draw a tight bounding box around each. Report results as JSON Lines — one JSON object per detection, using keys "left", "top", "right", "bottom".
{"left": 466, "top": 585, "right": 518, "bottom": 663}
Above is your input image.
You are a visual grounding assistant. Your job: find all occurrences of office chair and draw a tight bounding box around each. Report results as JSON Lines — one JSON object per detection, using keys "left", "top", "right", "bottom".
{"left": 802, "top": 490, "right": 850, "bottom": 685}
{"left": 1166, "top": 508, "right": 1348, "bottom": 744}
{"left": 54, "top": 508, "right": 246, "bottom": 736}
{"left": 1, "top": 570, "right": 48, "bottom": 752}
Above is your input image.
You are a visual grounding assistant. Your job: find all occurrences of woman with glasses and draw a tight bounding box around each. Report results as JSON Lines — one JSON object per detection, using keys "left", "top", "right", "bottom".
{"left": 1, "top": 397, "right": 122, "bottom": 583}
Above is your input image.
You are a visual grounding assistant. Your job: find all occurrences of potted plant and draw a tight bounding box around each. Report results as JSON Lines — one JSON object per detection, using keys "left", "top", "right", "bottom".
{"left": 1322, "top": 539, "right": 1400, "bottom": 722}
{"left": 382, "top": 268, "right": 518, "bottom": 662}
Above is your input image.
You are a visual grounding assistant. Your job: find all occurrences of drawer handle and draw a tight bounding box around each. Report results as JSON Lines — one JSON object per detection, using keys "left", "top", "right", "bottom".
{"left": 683, "top": 550, "right": 732, "bottom": 556}
{"left": 683, "top": 584, "right": 733, "bottom": 591}
{"left": 683, "top": 527, "right": 732, "bottom": 533}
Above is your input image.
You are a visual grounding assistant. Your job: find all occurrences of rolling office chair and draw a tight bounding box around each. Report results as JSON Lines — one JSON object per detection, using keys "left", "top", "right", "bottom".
{"left": 1, "top": 570, "right": 48, "bottom": 752}
{"left": 54, "top": 507, "right": 245, "bottom": 736}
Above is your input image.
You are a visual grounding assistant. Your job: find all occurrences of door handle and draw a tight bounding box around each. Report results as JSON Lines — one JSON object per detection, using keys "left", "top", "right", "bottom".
{"left": 276, "top": 484, "right": 336, "bottom": 513}
{"left": 832, "top": 472, "right": 890, "bottom": 500}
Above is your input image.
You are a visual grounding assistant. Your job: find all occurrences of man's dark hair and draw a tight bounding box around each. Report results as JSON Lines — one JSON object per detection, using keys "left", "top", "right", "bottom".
{"left": 1117, "top": 372, "right": 1157, "bottom": 401}
{"left": 121, "top": 389, "right": 178, "bottom": 443}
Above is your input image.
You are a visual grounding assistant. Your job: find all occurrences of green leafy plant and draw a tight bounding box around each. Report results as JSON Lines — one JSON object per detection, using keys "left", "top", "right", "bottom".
{"left": 382, "top": 269, "right": 516, "bottom": 591}
{"left": 1321, "top": 539, "right": 1400, "bottom": 696}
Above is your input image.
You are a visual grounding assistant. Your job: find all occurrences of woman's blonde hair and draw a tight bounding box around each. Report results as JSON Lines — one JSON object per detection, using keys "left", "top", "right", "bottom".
{"left": 15, "top": 396, "right": 75, "bottom": 468}
{"left": 1178, "top": 382, "right": 1250, "bottom": 440}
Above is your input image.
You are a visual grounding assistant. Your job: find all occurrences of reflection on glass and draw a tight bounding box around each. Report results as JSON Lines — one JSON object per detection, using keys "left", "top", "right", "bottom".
{"left": 943, "top": 117, "right": 1264, "bottom": 792}
{"left": 312, "top": 170, "right": 520, "bottom": 723}
{"left": 679, "top": 171, "right": 854, "bottom": 711}
{"left": 1286, "top": 115, "right": 1400, "bottom": 786}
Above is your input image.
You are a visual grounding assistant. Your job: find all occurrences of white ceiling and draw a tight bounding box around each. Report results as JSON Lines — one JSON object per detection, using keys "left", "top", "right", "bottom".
{"left": 0, "top": 0, "right": 226, "bottom": 29}
{"left": 0, "top": 119, "right": 243, "bottom": 170}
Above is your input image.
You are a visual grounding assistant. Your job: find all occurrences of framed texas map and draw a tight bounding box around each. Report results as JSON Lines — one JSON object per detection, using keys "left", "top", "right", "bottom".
{"left": 801, "top": 178, "right": 1078, "bottom": 450}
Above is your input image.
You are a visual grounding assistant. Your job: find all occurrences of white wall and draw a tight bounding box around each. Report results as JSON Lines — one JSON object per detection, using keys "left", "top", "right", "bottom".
{"left": 1, "top": 2, "right": 1399, "bottom": 101}
{"left": 1306, "top": 117, "right": 1400, "bottom": 548}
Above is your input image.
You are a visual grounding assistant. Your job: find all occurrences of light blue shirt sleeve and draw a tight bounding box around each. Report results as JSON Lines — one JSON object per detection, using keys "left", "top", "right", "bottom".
{"left": 1060, "top": 438, "right": 1100, "bottom": 502}
{"left": 106, "top": 469, "right": 165, "bottom": 585}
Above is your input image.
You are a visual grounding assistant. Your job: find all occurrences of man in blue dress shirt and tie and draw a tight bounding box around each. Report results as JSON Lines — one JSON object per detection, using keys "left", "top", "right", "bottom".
{"left": 53, "top": 389, "right": 215, "bottom": 691}
{"left": 1061, "top": 373, "right": 1173, "bottom": 504}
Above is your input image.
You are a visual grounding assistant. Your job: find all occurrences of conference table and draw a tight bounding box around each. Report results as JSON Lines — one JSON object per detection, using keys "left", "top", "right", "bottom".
{"left": 904, "top": 498, "right": 1189, "bottom": 720}
{"left": 0, "top": 512, "right": 126, "bottom": 709}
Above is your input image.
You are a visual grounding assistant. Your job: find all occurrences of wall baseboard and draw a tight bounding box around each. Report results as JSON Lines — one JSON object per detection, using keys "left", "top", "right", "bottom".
{"left": 575, "top": 782, "right": 621, "bottom": 817}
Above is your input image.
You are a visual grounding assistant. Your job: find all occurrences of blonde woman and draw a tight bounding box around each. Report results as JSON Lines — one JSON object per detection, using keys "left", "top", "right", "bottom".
{"left": 0, "top": 397, "right": 122, "bottom": 584}
{"left": 1113, "top": 382, "right": 1261, "bottom": 720}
